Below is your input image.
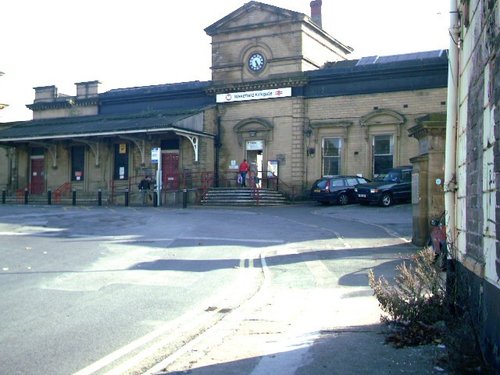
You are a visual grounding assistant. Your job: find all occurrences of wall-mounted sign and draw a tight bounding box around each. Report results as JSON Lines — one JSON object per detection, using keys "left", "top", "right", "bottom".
{"left": 119, "top": 144, "right": 127, "bottom": 154}
{"left": 217, "top": 87, "right": 291, "bottom": 103}
{"left": 151, "top": 147, "right": 160, "bottom": 163}
{"left": 246, "top": 140, "right": 264, "bottom": 151}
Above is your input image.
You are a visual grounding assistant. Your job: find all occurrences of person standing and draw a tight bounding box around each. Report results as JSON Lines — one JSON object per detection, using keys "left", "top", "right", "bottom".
{"left": 239, "top": 159, "right": 249, "bottom": 187}
{"left": 138, "top": 175, "right": 152, "bottom": 205}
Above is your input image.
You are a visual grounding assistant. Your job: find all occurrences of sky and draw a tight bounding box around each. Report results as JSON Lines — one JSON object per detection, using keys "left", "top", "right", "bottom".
{"left": 0, "top": 0, "right": 450, "bottom": 123}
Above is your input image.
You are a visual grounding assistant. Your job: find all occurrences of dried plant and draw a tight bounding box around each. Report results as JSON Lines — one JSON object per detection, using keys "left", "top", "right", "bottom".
{"left": 369, "top": 247, "right": 446, "bottom": 345}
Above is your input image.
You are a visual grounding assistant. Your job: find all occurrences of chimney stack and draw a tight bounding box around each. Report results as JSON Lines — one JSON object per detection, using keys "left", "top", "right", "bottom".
{"left": 310, "top": 0, "right": 322, "bottom": 28}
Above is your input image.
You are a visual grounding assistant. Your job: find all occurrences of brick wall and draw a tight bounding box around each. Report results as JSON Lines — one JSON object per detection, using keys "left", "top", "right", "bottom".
{"left": 466, "top": 63, "right": 485, "bottom": 260}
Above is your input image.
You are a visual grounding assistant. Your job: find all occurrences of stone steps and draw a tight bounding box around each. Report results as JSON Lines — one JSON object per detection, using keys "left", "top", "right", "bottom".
{"left": 201, "top": 187, "right": 288, "bottom": 206}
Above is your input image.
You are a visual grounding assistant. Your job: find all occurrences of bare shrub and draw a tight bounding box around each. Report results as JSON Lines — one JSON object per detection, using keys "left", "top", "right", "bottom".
{"left": 369, "top": 247, "right": 446, "bottom": 345}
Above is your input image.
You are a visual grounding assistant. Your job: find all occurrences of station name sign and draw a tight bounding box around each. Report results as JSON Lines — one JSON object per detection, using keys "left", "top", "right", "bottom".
{"left": 216, "top": 87, "right": 292, "bottom": 103}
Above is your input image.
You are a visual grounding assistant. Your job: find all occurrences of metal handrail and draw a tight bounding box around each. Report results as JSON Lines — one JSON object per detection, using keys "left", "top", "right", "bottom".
{"left": 54, "top": 182, "right": 72, "bottom": 203}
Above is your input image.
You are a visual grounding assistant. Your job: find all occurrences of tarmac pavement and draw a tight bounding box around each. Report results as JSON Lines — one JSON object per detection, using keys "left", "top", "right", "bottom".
{"left": 145, "top": 203, "right": 445, "bottom": 375}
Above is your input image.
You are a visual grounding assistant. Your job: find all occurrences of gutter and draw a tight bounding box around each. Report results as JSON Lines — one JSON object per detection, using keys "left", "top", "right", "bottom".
{"left": 0, "top": 126, "right": 215, "bottom": 143}
{"left": 444, "top": 0, "right": 460, "bottom": 251}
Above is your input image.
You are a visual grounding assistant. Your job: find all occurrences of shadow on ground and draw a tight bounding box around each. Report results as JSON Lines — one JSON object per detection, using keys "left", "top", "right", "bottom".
{"left": 158, "top": 323, "right": 439, "bottom": 375}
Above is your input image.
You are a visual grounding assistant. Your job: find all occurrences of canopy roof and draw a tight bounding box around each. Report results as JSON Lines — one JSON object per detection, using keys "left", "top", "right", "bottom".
{"left": 0, "top": 108, "right": 214, "bottom": 142}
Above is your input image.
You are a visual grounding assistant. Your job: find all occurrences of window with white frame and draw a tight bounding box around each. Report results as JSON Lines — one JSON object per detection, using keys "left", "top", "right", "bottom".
{"left": 322, "top": 138, "right": 342, "bottom": 176}
{"left": 373, "top": 135, "right": 393, "bottom": 176}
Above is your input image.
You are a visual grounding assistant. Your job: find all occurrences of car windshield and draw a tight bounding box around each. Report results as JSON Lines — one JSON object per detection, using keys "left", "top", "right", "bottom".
{"left": 374, "top": 170, "right": 401, "bottom": 182}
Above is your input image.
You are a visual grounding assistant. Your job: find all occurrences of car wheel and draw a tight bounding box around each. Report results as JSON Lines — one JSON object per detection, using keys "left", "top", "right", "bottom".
{"left": 338, "top": 193, "right": 349, "bottom": 205}
{"left": 380, "top": 193, "right": 392, "bottom": 207}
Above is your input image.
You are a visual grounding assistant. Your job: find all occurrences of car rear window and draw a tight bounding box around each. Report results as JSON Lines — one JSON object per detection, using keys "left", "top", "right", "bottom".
{"left": 315, "top": 179, "right": 328, "bottom": 189}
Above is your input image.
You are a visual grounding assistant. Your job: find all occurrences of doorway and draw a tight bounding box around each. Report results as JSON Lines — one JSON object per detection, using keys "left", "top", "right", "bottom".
{"left": 162, "top": 151, "right": 179, "bottom": 191}
{"left": 30, "top": 157, "right": 45, "bottom": 194}
{"left": 246, "top": 140, "right": 264, "bottom": 185}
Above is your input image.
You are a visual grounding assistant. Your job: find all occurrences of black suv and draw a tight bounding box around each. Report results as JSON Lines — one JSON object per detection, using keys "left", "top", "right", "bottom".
{"left": 311, "top": 175, "right": 370, "bottom": 205}
{"left": 354, "top": 166, "right": 413, "bottom": 207}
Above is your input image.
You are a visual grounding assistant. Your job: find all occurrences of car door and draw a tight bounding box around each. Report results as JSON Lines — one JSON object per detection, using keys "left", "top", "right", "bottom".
{"left": 345, "top": 177, "right": 359, "bottom": 200}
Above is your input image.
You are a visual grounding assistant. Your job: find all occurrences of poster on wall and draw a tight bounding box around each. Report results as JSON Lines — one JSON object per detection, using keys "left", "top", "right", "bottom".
{"left": 267, "top": 160, "right": 279, "bottom": 178}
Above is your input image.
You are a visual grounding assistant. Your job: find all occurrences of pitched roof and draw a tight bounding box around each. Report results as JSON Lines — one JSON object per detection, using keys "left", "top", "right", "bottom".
{"left": 305, "top": 50, "right": 448, "bottom": 97}
{"left": 102, "top": 80, "right": 211, "bottom": 99}
{"left": 204, "top": 1, "right": 352, "bottom": 54}
{"left": 0, "top": 108, "right": 214, "bottom": 142}
{"left": 204, "top": 1, "right": 304, "bottom": 35}
{"left": 320, "top": 50, "right": 448, "bottom": 71}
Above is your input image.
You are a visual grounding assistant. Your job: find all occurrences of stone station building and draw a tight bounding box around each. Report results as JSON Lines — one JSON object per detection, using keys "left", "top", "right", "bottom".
{"left": 0, "top": 1, "right": 448, "bottom": 215}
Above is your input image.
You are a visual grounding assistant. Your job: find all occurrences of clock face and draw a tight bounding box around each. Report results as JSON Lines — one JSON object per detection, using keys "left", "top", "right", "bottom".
{"left": 248, "top": 53, "right": 265, "bottom": 72}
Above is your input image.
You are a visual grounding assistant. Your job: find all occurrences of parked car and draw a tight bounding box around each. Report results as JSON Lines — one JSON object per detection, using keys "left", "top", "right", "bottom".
{"left": 311, "top": 175, "right": 370, "bottom": 205}
{"left": 354, "top": 166, "right": 413, "bottom": 207}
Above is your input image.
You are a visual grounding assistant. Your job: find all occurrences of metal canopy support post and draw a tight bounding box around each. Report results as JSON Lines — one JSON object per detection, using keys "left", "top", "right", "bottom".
{"left": 151, "top": 147, "right": 162, "bottom": 207}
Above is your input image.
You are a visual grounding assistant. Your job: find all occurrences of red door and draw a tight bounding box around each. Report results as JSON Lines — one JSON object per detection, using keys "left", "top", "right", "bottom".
{"left": 162, "top": 153, "right": 179, "bottom": 191}
{"left": 30, "top": 158, "right": 45, "bottom": 194}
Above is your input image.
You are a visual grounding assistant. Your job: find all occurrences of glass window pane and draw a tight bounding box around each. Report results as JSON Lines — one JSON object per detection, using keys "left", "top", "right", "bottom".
{"left": 373, "top": 135, "right": 393, "bottom": 175}
{"left": 346, "top": 178, "right": 358, "bottom": 186}
{"left": 323, "top": 138, "right": 341, "bottom": 156}
{"left": 374, "top": 135, "right": 392, "bottom": 155}
{"left": 323, "top": 158, "right": 339, "bottom": 176}
{"left": 330, "top": 178, "right": 344, "bottom": 187}
{"left": 374, "top": 155, "right": 393, "bottom": 174}
{"left": 322, "top": 138, "right": 342, "bottom": 176}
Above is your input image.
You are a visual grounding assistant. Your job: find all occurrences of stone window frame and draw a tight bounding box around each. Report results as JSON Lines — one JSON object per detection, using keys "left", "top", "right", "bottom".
{"left": 360, "top": 109, "right": 406, "bottom": 175}
{"left": 321, "top": 137, "right": 343, "bottom": 176}
{"left": 309, "top": 120, "right": 353, "bottom": 175}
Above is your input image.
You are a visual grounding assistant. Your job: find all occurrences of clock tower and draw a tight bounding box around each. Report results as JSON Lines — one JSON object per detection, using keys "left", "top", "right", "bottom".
{"left": 204, "top": 1, "right": 352, "bottom": 85}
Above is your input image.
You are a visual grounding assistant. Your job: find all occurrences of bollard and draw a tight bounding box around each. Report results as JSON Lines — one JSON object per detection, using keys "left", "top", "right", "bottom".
{"left": 124, "top": 189, "right": 129, "bottom": 207}
{"left": 2, "top": 189, "right": 5, "bottom": 204}
{"left": 153, "top": 191, "right": 158, "bottom": 207}
{"left": 72, "top": 190, "right": 76, "bottom": 206}
{"left": 47, "top": 190, "right": 52, "bottom": 205}
{"left": 24, "top": 188, "right": 29, "bottom": 205}
{"left": 182, "top": 189, "right": 188, "bottom": 209}
{"left": 98, "top": 189, "right": 102, "bottom": 206}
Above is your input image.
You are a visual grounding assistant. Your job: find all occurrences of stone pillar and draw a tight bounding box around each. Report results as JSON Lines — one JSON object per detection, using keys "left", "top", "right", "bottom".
{"left": 408, "top": 113, "right": 446, "bottom": 246}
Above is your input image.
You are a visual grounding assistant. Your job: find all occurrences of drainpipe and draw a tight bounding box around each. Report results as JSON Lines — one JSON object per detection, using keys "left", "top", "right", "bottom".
{"left": 444, "top": 0, "right": 460, "bottom": 252}
{"left": 214, "top": 113, "right": 221, "bottom": 187}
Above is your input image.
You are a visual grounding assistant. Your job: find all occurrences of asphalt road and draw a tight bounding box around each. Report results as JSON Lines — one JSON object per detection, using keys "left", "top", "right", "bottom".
{"left": 0, "top": 202, "right": 417, "bottom": 375}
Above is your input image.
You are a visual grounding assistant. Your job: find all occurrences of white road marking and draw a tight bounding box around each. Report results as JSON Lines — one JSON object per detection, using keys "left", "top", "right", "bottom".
{"left": 179, "top": 236, "right": 284, "bottom": 244}
{"left": 73, "top": 253, "right": 264, "bottom": 375}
